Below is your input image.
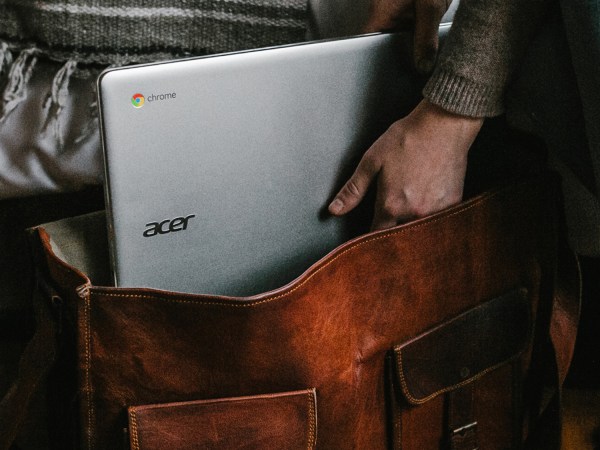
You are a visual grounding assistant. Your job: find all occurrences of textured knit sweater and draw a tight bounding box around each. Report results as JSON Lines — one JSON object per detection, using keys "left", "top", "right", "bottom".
{"left": 425, "top": 0, "right": 600, "bottom": 254}
{"left": 0, "top": 0, "right": 308, "bottom": 66}
{"left": 423, "top": 0, "right": 548, "bottom": 118}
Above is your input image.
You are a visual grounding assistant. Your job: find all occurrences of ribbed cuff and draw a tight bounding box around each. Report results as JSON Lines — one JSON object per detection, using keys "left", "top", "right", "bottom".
{"left": 423, "top": 68, "right": 505, "bottom": 118}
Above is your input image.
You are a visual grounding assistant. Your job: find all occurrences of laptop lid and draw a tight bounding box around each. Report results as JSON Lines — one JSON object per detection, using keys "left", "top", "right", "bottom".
{"left": 98, "top": 33, "right": 422, "bottom": 296}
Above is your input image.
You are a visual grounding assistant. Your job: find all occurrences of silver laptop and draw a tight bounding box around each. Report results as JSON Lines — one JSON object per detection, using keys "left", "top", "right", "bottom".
{"left": 98, "top": 33, "right": 422, "bottom": 296}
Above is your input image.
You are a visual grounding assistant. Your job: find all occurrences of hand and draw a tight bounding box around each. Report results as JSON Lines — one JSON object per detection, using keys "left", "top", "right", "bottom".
{"left": 328, "top": 100, "right": 483, "bottom": 231}
{"left": 363, "top": 0, "right": 450, "bottom": 73}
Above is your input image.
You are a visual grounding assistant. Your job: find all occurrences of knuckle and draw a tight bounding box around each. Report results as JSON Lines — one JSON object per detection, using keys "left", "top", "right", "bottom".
{"left": 402, "top": 192, "right": 431, "bottom": 218}
{"left": 380, "top": 197, "right": 404, "bottom": 219}
{"left": 345, "top": 179, "right": 362, "bottom": 197}
{"left": 410, "top": 192, "right": 459, "bottom": 218}
{"left": 410, "top": 203, "right": 431, "bottom": 218}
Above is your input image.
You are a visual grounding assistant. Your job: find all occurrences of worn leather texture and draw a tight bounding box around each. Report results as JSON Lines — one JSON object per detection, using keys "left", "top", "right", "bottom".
{"left": 392, "top": 289, "right": 532, "bottom": 449}
{"left": 394, "top": 288, "right": 531, "bottom": 405}
{"left": 29, "top": 174, "right": 574, "bottom": 450}
{"left": 128, "top": 389, "right": 317, "bottom": 450}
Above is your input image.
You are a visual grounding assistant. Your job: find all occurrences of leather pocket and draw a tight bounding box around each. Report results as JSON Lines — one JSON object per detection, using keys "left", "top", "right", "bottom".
{"left": 127, "top": 389, "right": 317, "bottom": 450}
{"left": 388, "top": 289, "right": 532, "bottom": 449}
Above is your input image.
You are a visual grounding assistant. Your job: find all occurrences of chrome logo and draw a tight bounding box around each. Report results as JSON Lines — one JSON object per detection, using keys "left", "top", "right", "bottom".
{"left": 131, "top": 93, "right": 145, "bottom": 108}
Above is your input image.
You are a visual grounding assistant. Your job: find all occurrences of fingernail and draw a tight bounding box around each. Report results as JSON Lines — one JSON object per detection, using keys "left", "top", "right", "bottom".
{"left": 329, "top": 198, "right": 344, "bottom": 214}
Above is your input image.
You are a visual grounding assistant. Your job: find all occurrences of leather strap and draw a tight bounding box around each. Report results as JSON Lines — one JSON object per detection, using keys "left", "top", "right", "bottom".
{"left": 447, "top": 385, "right": 478, "bottom": 450}
{"left": 551, "top": 243, "right": 581, "bottom": 388}
{"left": 525, "top": 233, "right": 581, "bottom": 449}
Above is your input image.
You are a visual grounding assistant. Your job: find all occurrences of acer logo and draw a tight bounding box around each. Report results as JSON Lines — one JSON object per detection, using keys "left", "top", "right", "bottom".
{"left": 143, "top": 214, "right": 195, "bottom": 237}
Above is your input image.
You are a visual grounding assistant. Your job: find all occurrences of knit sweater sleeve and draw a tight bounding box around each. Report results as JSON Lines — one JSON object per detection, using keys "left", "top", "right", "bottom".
{"left": 423, "top": 0, "right": 549, "bottom": 118}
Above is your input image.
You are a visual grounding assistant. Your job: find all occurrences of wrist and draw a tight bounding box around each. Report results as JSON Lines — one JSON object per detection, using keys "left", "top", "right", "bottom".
{"left": 397, "top": 99, "right": 483, "bottom": 160}
{"left": 417, "top": 99, "right": 484, "bottom": 126}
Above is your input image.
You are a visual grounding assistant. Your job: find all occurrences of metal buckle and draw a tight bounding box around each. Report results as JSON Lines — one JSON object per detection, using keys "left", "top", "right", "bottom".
{"left": 450, "top": 421, "right": 478, "bottom": 450}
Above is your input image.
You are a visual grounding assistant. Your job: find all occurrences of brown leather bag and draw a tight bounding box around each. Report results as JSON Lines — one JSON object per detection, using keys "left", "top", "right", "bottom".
{"left": 1, "top": 173, "right": 580, "bottom": 450}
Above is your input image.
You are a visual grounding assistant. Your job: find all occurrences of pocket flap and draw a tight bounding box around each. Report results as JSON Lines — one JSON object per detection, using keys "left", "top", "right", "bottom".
{"left": 128, "top": 389, "right": 317, "bottom": 450}
{"left": 393, "top": 289, "right": 531, "bottom": 405}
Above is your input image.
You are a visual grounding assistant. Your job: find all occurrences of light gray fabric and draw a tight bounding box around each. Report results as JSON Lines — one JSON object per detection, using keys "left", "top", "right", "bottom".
{"left": 0, "top": 0, "right": 308, "bottom": 65}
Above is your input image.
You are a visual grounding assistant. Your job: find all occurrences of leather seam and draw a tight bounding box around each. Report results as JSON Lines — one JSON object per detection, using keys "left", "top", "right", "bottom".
{"left": 129, "top": 408, "right": 140, "bottom": 450}
{"left": 123, "top": 390, "right": 315, "bottom": 449}
{"left": 307, "top": 389, "right": 317, "bottom": 449}
{"left": 84, "top": 292, "right": 94, "bottom": 450}
{"left": 394, "top": 346, "right": 525, "bottom": 405}
{"left": 88, "top": 193, "right": 504, "bottom": 306}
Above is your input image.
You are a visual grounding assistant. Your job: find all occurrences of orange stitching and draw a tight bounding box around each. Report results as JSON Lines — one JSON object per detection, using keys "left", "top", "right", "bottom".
{"left": 129, "top": 408, "right": 140, "bottom": 450}
{"left": 394, "top": 349, "right": 420, "bottom": 404}
{"left": 307, "top": 389, "right": 317, "bottom": 449}
{"left": 89, "top": 194, "right": 499, "bottom": 307}
{"left": 394, "top": 346, "right": 526, "bottom": 405}
{"left": 393, "top": 290, "right": 533, "bottom": 404}
{"left": 83, "top": 292, "right": 94, "bottom": 450}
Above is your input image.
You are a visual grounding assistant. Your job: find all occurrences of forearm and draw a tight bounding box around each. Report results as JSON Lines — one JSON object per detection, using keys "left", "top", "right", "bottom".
{"left": 424, "top": 0, "right": 550, "bottom": 118}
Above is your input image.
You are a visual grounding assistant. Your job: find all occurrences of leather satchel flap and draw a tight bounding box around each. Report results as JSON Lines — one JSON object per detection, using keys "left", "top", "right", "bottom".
{"left": 128, "top": 389, "right": 317, "bottom": 450}
{"left": 394, "top": 289, "right": 531, "bottom": 405}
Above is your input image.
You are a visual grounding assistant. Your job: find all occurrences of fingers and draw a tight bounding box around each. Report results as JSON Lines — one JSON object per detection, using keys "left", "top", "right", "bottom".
{"left": 413, "top": 0, "right": 446, "bottom": 73}
{"left": 364, "top": 0, "right": 449, "bottom": 73}
{"left": 371, "top": 204, "right": 404, "bottom": 231}
{"left": 363, "top": 0, "right": 413, "bottom": 33}
{"left": 371, "top": 179, "right": 413, "bottom": 231}
{"left": 328, "top": 152, "right": 380, "bottom": 216}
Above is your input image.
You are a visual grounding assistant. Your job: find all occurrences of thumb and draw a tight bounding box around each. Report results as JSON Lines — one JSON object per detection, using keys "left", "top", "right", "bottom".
{"left": 413, "top": 0, "right": 446, "bottom": 73}
{"left": 329, "top": 154, "right": 379, "bottom": 216}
